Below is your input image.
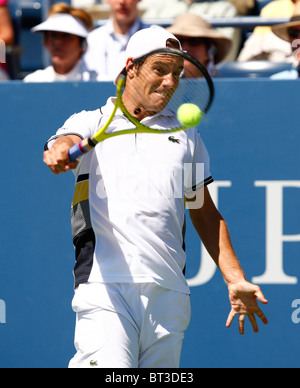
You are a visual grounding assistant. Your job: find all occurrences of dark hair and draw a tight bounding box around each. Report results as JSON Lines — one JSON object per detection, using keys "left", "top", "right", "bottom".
{"left": 48, "top": 2, "right": 94, "bottom": 31}
{"left": 166, "top": 38, "right": 180, "bottom": 49}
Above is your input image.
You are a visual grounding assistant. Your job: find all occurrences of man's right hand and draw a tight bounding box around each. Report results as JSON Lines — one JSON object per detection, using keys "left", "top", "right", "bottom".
{"left": 43, "top": 135, "right": 81, "bottom": 175}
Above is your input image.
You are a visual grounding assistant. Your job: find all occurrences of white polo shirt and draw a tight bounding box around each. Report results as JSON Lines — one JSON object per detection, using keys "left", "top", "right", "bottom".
{"left": 23, "top": 58, "right": 99, "bottom": 83}
{"left": 47, "top": 98, "right": 213, "bottom": 294}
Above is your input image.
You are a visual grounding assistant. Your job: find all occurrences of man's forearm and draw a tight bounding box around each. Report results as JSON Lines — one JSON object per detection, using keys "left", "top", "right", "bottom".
{"left": 189, "top": 187, "right": 246, "bottom": 285}
{"left": 212, "top": 218, "right": 246, "bottom": 285}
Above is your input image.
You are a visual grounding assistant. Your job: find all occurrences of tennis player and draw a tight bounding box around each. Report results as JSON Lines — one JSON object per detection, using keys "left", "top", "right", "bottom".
{"left": 43, "top": 26, "right": 268, "bottom": 368}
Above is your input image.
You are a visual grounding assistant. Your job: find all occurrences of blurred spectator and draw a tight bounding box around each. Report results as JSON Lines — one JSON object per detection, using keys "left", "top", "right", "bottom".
{"left": 238, "top": 0, "right": 297, "bottom": 63}
{"left": 84, "top": 0, "right": 150, "bottom": 81}
{"left": 24, "top": 2, "right": 97, "bottom": 82}
{"left": 166, "top": 13, "right": 232, "bottom": 76}
{"left": 140, "top": 0, "right": 241, "bottom": 60}
{"left": 271, "top": 1, "right": 300, "bottom": 78}
{"left": 228, "top": 0, "right": 255, "bottom": 15}
{"left": 0, "top": 0, "right": 15, "bottom": 80}
{"left": 71, "top": 0, "right": 96, "bottom": 6}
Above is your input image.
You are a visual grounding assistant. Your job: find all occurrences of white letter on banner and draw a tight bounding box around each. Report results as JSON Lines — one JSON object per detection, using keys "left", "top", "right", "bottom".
{"left": 187, "top": 181, "right": 232, "bottom": 287}
{"left": 252, "top": 181, "right": 300, "bottom": 284}
{"left": 0, "top": 299, "right": 6, "bottom": 324}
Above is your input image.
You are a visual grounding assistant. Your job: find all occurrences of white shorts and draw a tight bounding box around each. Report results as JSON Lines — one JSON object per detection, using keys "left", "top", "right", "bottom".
{"left": 68, "top": 282, "right": 191, "bottom": 368}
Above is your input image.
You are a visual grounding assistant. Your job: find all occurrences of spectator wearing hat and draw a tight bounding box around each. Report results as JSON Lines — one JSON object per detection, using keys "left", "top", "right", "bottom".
{"left": 141, "top": 0, "right": 240, "bottom": 60}
{"left": 24, "top": 2, "right": 97, "bottom": 82}
{"left": 0, "top": 0, "right": 15, "bottom": 80}
{"left": 271, "top": 1, "right": 300, "bottom": 79}
{"left": 166, "top": 13, "right": 232, "bottom": 77}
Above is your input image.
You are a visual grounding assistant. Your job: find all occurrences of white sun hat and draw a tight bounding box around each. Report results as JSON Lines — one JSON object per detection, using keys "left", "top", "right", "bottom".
{"left": 114, "top": 26, "right": 182, "bottom": 83}
{"left": 31, "top": 13, "right": 89, "bottom": 38}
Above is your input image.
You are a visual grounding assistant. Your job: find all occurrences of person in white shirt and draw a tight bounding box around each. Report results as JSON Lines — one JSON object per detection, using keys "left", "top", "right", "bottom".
{"left": 24, "top": 3, "right": 98, "bottom": 82}
{"left": 271, "top": 2, "right": 300, "bottom": 79}
{"left": 84, "top": 0, "right": 149, "bottom": 81}
{"left": 0, "top": 0, "right": 14, "bottom": 80}
{"left": 43, "top": 27, "right": 268, "bottom": 368}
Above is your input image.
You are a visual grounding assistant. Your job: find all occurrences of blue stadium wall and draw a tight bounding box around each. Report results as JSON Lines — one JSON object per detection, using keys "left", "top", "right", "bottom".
{"left": 0, "top": 79, "right": 299, "bottom": 368}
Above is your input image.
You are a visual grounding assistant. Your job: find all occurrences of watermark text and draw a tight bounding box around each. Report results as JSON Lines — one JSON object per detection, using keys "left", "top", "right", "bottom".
{"left": 292, "top": 299, "right": 300, "bottom": 324}
{"left": 0, "top": 39, "right": 6, "bottom": 64}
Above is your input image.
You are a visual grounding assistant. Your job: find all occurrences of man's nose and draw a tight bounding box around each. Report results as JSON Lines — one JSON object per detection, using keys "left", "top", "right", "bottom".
{"left": 163, "top": 72, "right": 176, "bottom": 87}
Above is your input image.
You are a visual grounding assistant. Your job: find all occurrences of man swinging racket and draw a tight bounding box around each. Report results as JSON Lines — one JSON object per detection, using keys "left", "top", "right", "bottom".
{"left": 43, "top": 26, "right": 268, "bottom": 368}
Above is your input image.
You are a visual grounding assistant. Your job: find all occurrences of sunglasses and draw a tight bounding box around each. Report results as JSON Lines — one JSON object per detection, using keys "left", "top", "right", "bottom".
{"left": 178, "top": 37, "right": 211, "bottom": 48}
{"left": 288, "top": 29, "right": 300, "bottom": 39}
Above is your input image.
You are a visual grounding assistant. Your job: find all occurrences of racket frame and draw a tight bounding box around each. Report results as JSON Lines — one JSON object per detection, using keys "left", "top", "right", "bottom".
{"left": 68, "top": 47, "right": 214, "bottom": 162}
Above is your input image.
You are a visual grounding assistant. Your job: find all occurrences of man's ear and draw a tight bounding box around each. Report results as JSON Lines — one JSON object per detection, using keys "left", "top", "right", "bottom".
{"left": 126, "top": 58, "right": 135, "bottom": 78}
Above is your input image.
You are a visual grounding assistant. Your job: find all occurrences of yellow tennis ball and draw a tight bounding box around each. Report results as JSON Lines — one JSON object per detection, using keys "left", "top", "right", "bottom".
{"left": 177, "top": 103, "right": 202, "bottom": 127}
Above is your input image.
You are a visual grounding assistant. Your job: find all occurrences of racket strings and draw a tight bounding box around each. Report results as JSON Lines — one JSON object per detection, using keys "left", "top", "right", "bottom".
{"left": 121, "top": 49, "right": 213, "bottom": 131}
{"left": 68, "top": 48, "right": 214, "bottom": 161}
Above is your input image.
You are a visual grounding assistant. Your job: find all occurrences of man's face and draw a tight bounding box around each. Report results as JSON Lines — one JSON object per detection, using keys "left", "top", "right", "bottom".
{"left": 106, "top": 0, "right": 141, "bottom": 24}
{"left": 177, "top": 36, "right": 210, "bottom": 77}
{"left": 127, "top": 53, "right": 184, "bottom": 117}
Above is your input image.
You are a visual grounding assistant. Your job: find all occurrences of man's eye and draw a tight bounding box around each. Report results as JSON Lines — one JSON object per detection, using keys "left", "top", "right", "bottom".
{"left": 154, "top": 67, "right": 165, "bottom": 75}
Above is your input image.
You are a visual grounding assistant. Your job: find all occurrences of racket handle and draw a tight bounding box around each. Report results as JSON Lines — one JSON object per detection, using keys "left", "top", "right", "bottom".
{"left": 69, "top": 141, "right": 89, "bottom": 162}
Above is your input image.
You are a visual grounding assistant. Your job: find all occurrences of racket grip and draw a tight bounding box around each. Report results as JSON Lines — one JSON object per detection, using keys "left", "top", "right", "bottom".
{"left": 68, "top": 141, "right": 88, "bottom": 162}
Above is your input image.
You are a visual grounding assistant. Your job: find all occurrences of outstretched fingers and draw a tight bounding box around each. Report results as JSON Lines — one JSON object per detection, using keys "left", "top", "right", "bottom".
{"left": 226, "top": 307, "right": 268, "bottom": 334}
{"left": 226, "top": 282, "right": 269, "bottom": 334}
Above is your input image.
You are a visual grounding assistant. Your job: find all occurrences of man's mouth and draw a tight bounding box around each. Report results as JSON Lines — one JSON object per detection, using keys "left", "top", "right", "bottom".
{"left": 117, "top": 7, "right": 129, "bottom": 16}
{"left": 155, "top": 90, "right": 174, "bottom": 101}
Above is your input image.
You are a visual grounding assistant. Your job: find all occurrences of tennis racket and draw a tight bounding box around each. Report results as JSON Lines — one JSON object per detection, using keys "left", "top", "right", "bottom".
{"left": 68, "top": 47, "right": 214, "bottom": 162}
